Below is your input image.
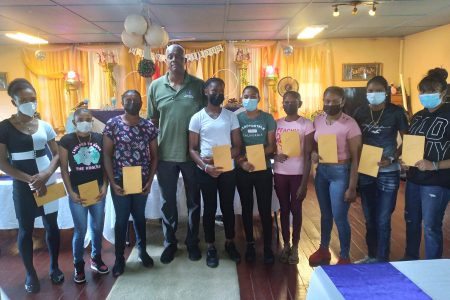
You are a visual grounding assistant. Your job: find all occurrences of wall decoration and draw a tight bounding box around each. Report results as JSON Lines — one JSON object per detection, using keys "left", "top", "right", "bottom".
{"left": 129, "top": 44, "right": 224, "bottom": 62}
{"left": 0, "top": 72, "right": 7, "bottom": 91}
{"left": 138, "top": 59, "right": 156, "bottom": 78}
{"left": 342, "top": 63, "right": 382, "bottom": 81}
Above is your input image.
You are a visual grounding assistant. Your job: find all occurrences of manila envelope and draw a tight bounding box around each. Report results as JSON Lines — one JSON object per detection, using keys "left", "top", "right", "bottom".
{"left": 358, "top": 144, "right": 383, "bottom": 177}
{"left": 34, "top": 182, "right": 67, "bottom": 207}
{"left": 78, "top": 180, "right": 100, "bottom": 207}
{"left": 246, "top": 144, "right": 266, "bottom": 171}
{"left": 281, "top": 131, "right": 301, "bottom": 157}
{"left": 212, "top": 145, "right": 233, "bottom": 172}
{"left": 402, "top": 135, "right": 425, "bottom": 166}
{"left": 123, "top": 166, "right": 142, "bottom": 195}
{"left": 318, "top": 134, "right": 338, "bottom": 163}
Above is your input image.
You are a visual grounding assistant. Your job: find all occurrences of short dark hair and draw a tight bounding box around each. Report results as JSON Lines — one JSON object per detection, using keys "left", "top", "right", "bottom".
{"left": 73, "top": 108, "right": 91, "bottom": 120}
{"left": 367, "top": 75, "right": 391, "bottom": 102}
{"left": 243, "top": 85, "right": 260, "bottom": 96}
{"left": 204, "top": 77, "right": 225, "bottom": 89}
{"left": 323, "top": 86, "right": 345, "bottom": 99}
{"left": 418, "top": 68, "right": 448, "bottom": 93}
{"left": 7, "top": 78, "right": 36, "bottom": 99}
{"left": 283, "top": 91, "right": 301, "bottom": 102}
{"left": 121, "top": 89, "right": 141, "bottom": 100}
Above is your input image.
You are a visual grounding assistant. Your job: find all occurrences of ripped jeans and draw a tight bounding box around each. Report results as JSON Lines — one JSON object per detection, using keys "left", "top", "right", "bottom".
{"left": 404, "top": 181, "right": 449, "bottom": 259}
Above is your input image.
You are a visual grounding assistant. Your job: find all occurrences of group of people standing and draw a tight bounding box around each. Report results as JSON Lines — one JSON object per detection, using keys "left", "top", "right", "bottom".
{"left": 0, "top": 43, "right": 448, "bottom": 295}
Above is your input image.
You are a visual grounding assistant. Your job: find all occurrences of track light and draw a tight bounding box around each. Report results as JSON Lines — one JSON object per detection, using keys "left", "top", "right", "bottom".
{"left": 333, "top": 6, "right": 340, "bottom": 17}
{"left": 369, "top": 4, "right": 376, "bottom": 16}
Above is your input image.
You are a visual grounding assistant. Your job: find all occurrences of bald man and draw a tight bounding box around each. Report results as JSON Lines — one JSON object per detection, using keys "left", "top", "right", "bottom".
{"left": 147, "top": 44, "right": 206, "bottom": 264}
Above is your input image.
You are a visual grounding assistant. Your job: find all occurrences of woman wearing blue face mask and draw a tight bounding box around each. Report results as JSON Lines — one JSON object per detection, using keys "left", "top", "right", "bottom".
{"left": 353, "top": 76, "right": 409, "bottom": 263}
{"left": 402, "top": 68, "right": 450, "bottom": 260}
{"left": 59, "top": 108, "right": 109, "bottom": 283}
{"left": 0, "top": 78, "right": 63, "bottom": 293}
{"left": 236, "top": 85, "right": 277, "bottom": 264}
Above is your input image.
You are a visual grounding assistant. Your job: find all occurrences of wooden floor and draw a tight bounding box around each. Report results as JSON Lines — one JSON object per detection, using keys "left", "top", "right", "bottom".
{"left": 0, "top": 179, "right": 449, "bottom": 300}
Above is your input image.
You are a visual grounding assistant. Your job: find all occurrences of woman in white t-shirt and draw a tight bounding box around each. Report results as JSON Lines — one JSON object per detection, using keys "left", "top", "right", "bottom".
{"left": 189, "top": 78, "right": 242, "bottom": 268}
{"left": 273, "top": 91, "right": 314, "bottom": 264}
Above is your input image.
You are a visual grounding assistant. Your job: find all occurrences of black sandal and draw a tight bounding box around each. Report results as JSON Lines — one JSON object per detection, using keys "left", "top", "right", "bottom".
{"left": 49, "top": 268, "right": 65, "bottom": 284}
{"left": 25, "top": 273, "right": 40, "bottom": 294}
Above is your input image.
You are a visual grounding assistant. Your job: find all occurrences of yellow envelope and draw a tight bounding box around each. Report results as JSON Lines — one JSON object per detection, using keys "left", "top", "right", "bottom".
{"left": 212, "top": 145, "right": 233, "bottom": 172}
{"left": 358, "top": 144, "right": 383, "bottom": 177}
{"left": 281, "top": 131, "right": 301, "bottom": 157}
{"left": 123, "top": 166, "right": 142, "bottom": 195}
{"left": 34, "top": 182, "right": 66, "bottom": 207}
{"left": 246, "top": 144, "right": 266, "bottom": 171}
{"left": 402, "top": 135, "right": 425, "bottom": 166}
{"left": 78, "top": 180, "right": 100, "bottom": 207}
{"left": 318, "top": 134, "right": 338, "bottom": 163}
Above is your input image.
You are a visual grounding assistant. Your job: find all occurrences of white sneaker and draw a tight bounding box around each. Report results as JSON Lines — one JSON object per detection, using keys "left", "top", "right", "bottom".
{"left": 355, "top": 256, "right": 378, "bottom": 264}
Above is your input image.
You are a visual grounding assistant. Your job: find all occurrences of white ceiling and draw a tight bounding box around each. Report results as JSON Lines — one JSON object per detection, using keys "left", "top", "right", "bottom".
{"left": 0, "top": 0, "right": 449, "bottom": 45}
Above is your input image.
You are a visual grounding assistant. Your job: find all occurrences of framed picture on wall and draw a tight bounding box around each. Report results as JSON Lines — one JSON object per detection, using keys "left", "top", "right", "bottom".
{"left": 0, "top": 72, "right": 7, "bottom": 91}
{"left": 342, "top": 63, "right": 382, "bottom": 81}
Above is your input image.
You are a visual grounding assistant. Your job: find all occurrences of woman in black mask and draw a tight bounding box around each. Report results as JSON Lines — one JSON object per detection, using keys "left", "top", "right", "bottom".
{"left": 308, "top": 86, "right": 361, "bottom": 266}
{"left": 103, "top": 90, "right": 159, "bottom": 277}
{"left": 189, "top": 78, "right": 242, "bottom": 268}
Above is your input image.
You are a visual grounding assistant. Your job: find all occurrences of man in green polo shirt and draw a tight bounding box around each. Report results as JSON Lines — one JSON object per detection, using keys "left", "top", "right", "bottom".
{"left": 147, "top": 44, "right": 205, "bottom": 264}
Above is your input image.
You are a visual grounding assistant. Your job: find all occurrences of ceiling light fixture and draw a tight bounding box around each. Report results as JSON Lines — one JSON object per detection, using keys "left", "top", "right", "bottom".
{"left": 369, "top": 4, "right": 377, "bottom": 16}
{"left": 333, "top": 6, "right": 340, "bottom": 17}
{"left": 5, "top": 32, "right": 48, "bottom": 44}
{"left": 331, "top": 1, "right": 378, "bottom": 17}
{"left": 297, "top": 25, "right": 327, "bottom": 39}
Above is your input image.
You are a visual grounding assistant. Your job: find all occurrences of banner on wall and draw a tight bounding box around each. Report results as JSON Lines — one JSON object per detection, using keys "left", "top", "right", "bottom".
{"left": 129, "top": 44, "right": 224, "bottom": 62}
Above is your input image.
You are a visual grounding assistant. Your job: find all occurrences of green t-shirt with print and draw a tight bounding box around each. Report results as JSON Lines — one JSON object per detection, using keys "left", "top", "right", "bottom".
{"left": 237, "top": 111, "right": 276, "bottom": 168}
{"left": 147, "top": 72, "right": 205, "bottom": 162}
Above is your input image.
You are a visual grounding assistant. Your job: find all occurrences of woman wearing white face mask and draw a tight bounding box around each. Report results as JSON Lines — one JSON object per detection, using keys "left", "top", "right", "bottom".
{"left": 59, "top": 108, "right": 109, "bottom": 283}
{"left": 402, "top": 68, "right": 450, "bottom": 260}
{"left": 0, "top": 78, "right": 63, "bottom": 293}
{"left": 353, "top": 76, "right": 409, "bottom": 263}
{"left": 236, "top": 85, "right": 277, "bottom": 264}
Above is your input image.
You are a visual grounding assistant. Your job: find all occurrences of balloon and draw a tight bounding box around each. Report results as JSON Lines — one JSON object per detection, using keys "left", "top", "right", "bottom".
{"left": 145, "top": 26, "right": 165, "bottom": 47}
{"left": 121, "top": 30, "right": 144, "bottom": 49}
{"left": 124, "top": 14, "right": 148, "bottom": 36}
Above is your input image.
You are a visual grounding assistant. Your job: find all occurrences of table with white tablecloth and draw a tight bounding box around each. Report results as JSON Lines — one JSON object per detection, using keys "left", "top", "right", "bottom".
{"left": 306, "top": 259, "right": 450, "bottom": 300}
{"left": 0, "top": 175, "right": 280, "bottom": 245}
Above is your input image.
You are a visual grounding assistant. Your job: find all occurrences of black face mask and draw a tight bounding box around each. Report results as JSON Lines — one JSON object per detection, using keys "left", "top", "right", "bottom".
{"left": 124, "top": 102, "right": 142, "bottom": 116}
{"left": 323, "top": 104, "right": 342, "bottom": 116}
{"left": 283, "top": 104, "right": 298, "bottom": 115}
{"left": 209, "top": 93, "right": 225, "bottom": 106}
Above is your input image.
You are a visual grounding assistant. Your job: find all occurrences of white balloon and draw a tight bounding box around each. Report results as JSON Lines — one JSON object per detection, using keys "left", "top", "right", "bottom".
{"left": 144, "top": 26, "right": 165, "bottom": 48}
{"left": 124, "top": 14, "right": 148, "bottom": 36}
{"left": 121, "top": 30, "right": 144, "bottom": 49}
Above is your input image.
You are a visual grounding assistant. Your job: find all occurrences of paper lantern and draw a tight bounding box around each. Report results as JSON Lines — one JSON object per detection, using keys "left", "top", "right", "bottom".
{"left": 124, "top": 14, "right": 148, "bottom": 36}
{"left": 121, "top": 30, "right": 144, "bottom": 49}
{"left": 35, "top": 50, "right": 46, "bottom": 61}
{"left": 161, "top": 28, "right": 170, "bottom": 47}
{"left": 144, "top": 26, "right": 165, "bottom": 48}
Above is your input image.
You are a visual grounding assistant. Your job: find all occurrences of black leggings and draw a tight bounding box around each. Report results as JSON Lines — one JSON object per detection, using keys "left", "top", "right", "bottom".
{"left": 17, "top": 212, "right": 60, "bottom": 275}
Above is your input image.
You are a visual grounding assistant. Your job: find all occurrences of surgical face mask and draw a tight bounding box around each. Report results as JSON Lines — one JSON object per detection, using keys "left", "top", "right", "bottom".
{"left": 323, "top": 104, "right": 342, "bottom": 116}
{"left": 76, "top": 121, "right": 92, "bottom": 133}
{"left": 242, "top": 98, "right": 258, "bottom": 112}
{"left": 16, "top": 101, "right": 37, "bottom": 117}
{"left": 283, "top": 103, "right": 298, "bottom": 115}
{"left": 124, "top": 101, "right": 142, "bottom": 115}
{"left": 366, "top": 92, "right": 386, "bottom": 105}
{"left": 209, "top": 93, "right": 225, "bottom": 106}
{"left": 419, "top": 93, "right": 442, "bottom": 109}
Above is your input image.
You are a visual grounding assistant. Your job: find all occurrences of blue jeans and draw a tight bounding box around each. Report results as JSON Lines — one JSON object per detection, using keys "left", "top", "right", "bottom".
{"left": 315, "top": 164, "right": 351, "bottom": 259}
{"left": 359, "top": 171, "right": 400, "bottom": 261}
{"left": 404, "top": 181, "right": 449, "bottom": 259}
{"left": 69, "top": 193, "right": 106, "bottom": 264}
{"left": 111, "top": 190, "right": 148, "bottom": 258}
